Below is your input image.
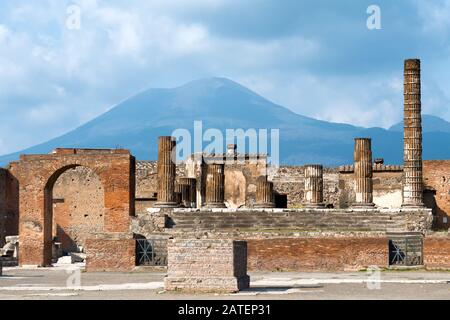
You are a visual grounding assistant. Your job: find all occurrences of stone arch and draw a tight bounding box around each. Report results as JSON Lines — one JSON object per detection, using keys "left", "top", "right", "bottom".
{"left": 16, "top": 149, "right": 135, "bottom": 266}
{"left": 47, "top": 165, "right": 106, "bottom": 255}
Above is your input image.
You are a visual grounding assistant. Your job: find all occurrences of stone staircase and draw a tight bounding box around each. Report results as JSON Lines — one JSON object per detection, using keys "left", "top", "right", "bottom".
{"left": 168, "top": 209, "right": 414, "bottom": 233}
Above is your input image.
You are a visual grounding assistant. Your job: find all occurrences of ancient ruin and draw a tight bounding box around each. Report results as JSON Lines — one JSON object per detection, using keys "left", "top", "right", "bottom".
{"left": 0, "top": 59, "right": 449, "bottom": 292}
{"left": 403, "top": 59, "right": 424, "bottom": 208}
{"left": 303, "top": 165, "right": 324, "bottom": 208}
{"left": 352, "top": 138, "right": 375, "bottom": 208}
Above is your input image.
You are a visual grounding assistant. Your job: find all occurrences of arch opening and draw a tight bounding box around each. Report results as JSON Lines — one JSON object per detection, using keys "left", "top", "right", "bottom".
{"left": 44, "top": 165, "right": 105, "bottom": 263}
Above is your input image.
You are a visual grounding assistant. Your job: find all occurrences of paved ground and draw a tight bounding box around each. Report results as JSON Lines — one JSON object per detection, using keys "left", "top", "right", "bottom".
{"left": 1, "top": 265, "right": 449, "bottom": 300}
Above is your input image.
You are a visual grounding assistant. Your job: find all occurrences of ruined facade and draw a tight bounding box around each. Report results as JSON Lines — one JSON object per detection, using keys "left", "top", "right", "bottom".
{"left": 0, "top": 59, "right": 449, "bottom": 279}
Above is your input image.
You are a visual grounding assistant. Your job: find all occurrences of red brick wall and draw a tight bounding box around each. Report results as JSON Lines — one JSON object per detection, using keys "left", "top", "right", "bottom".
{"left": 423, "top": 160, "right": 450, "bottom": 230}
{"left": 424, "top": 237, "right": 450, "bottom": 269}
{"left": 247, "top": 237, "right": 389, "bottom": 271}
{"left": 85, "top": 238, "right": 136, "bottom": 272}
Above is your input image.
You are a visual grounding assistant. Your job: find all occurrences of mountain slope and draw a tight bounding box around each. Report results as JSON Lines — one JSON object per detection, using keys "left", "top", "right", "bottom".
{"left": 389, "top": 114, "right": 450, "bottom": 133}
{"left": 1, "top": 78, "right": 449, "bottom": 166}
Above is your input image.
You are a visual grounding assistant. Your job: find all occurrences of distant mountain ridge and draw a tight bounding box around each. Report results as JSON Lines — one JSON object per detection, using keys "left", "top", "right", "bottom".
{"left": 1, "top": 77, "right": 449, "bottom": 166}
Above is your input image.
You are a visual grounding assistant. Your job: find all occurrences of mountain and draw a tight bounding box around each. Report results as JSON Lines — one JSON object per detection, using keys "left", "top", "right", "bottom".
{"left": 389, "top": 114, "right": 450, "bottom": 133}
{"left": 1, "top": 77, "right": 450, "bottom": 167}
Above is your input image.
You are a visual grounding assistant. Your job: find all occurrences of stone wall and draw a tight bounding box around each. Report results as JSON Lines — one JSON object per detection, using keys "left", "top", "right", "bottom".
{"left": 270, "top": 166, "right": 340, "bottom": 208}
{"left": 164, "top": 238, "right": 250, "bottom": 293}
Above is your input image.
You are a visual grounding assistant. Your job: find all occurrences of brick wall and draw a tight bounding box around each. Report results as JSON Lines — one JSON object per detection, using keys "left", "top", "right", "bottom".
{"left": 423, "top": 236, "right": 450, "bottom": 269}
{"left": 247, "top": 237, "right": 389, "bottom": 271}
{"left": 165, "top": 239, "right": 250, "bottom": 292}
{"left": 423, "top": 160, "right": 450, "bottom": 230}
{"left": 0, "top": 168, "right": 19, "bottom": 247}
{"left": 85, "top": 235, "right": 135, "bottom": 272}
{"left": 53, "top": 166, "right": 105, "bottom": 253}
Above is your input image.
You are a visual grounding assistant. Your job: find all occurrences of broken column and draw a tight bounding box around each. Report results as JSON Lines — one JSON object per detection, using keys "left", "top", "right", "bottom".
{"left": 402, "top": 59, "right": 424, "bottom": 207}
{"left": 205, "top": 163, "right": 226, "bottom": 208}
{"left": 179, "top": 177, "right": 197, "bottom": 208}
{"left": 155, "top": 136, "right": 178, "bottom": 208}
{"left": 352, "top": 138, "right": 375, "bottom": 208}
{"left": 255, "top": 176, "right": 275, "bottom": 208}
{"left": 303, "top": 164, "right": 325, "bottom": 208}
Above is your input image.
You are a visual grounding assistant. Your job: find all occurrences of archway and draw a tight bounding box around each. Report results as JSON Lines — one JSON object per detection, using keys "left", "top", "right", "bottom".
{"left": 51, "top": 166, "right": 105, "bottom": 257}
{"left": 16, "top": 148, "right": 134, "bottom": 267}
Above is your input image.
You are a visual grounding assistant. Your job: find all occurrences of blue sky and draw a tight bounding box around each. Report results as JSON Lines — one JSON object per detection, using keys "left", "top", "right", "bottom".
{"left": 0, "top": 0, "right": 449, "bottom": 155}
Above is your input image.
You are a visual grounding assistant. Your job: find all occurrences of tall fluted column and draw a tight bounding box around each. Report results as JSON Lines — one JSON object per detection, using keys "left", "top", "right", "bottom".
{"left": 155, "top": 136, "right": 178, "bottom": 208}
{"left": 255, "top": 176, "right": 275, "bottom": 208}
{"left": 352, "top": 138, "right": 375, "bottom": 208}
{"left": 205, "top": 163, "right": 226, "bottom": 208}
{"left": 303, "top": 165, "right": 325, "bottom": 208}
{"left": 179, "top": 177, "right": 197, "bottom": 208}
{"left": 402, "top": 59, "right": 424, "bottom": 207}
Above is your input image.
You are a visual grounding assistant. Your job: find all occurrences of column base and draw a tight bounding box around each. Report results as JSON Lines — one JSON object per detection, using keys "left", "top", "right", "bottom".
{"left": 303, "top": 203, "right": 326, "bottom": 209}
{"left": 164, "top": 275, "right": 250, "bottom": 293}
{"left": 401, "top": 203, "right": 425, "bottom": 209}
{"left": 205, "top": 202, "right": 227, "bottom": 208}
{"left": 154, "top": 202, "right": 179, "bottom": 208}
{"left": 351, "top": 203, "right": 376, "bottom": 209}
{"left": 254, "top": 203, "right": 275, "bottom": 209}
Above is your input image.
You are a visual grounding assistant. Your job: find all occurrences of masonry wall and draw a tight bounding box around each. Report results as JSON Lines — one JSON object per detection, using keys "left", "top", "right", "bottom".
{"left": 85, "top": 235, "right": 136, "bottom": 272}
{"left": 52, "top": 166, "right": 105, "bottom": 253}
{"left": 165, "top": 239, "right": 249, "bottom": 292}
{"left": 0, "top": 167, "right": 19, "bottom": 247}
{"left": 423, "top": 161, "right": 450, "bottom": 230}
{"left": 247, "top": 237, "right": 389, "bottom": 271}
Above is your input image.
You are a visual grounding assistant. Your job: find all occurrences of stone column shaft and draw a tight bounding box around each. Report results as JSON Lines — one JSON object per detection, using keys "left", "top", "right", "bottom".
{"left": 255, "top": 176, "right": 275, "bottom": 208}
{"left": 205, "top": 163, "right": 226, "bottom": 208}
{"left": 403, "top": 59, "right": 424, "bottom": 207}
{"left": 155, "top": 136, "right": 178, "bottom": 207}
{"left": 303, "top": 165, "right": 324, "bottom": 208}
{"left": 353, "top": 138, "right": 374, "bottom": 207}
{"left": 179, "top": 177, "right": 197, "bottom": 208}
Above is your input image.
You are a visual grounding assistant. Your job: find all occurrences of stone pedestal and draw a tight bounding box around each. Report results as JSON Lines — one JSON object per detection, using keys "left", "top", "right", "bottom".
{"left": 352, "top": 138, "right": 375, "bottom": 208}
{"left": 303, "top": 165, "right": 325, "bottom": 208}
{"left": 402, "top": 59, "right": 424, "bottom": 208}
{"left": 155, "top": 136, "right": 178, "bottom": 208}
{"left": 255, "top": 176, "right": 275, "bottom": 208}
{"left": 205, "top": 163, "right": 226, "bottom": 208}
{"left": 164, "top": 239, "right": 250, "bottom": 293}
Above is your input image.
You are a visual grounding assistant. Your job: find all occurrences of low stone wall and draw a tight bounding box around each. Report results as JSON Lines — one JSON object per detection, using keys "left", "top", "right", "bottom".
{"left": 166, "top": 208, "right": 433, "bottom": 234}
{"left": 85, "top": 233, "right": 136, "bottom": 272}
{"left": 164, "top": 239, "right": 250, "bottom": 293}
{"left": 247, "top": 237, "right": 388, "bottom": 271}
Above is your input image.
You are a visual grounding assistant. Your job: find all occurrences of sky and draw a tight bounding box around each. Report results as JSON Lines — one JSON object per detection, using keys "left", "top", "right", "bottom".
{"left": 0, "top": 0, "right": 449, "bottom": 155}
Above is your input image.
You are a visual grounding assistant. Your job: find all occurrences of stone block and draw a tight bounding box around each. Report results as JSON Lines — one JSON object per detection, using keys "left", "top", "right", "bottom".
{"left": 164, "top": 239, "right": 250, "bottom": 293}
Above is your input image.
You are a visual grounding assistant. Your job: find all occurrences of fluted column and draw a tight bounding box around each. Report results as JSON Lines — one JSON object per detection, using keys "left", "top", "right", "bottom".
{"left": 352, "top": 138, "right": 375, "bottom": 208}
{"left": 155, "top": 136, "right": 178, "bottom": 208}
{"left": 402, "top": 59, "right": 424, "bottom": 207}
{"left": 303, "top": 165, "right": 325, "bottom": 208}
{"left": 205, "top": 163, "right": 226, "bottom": 208}
{"left": 255, "top": 176, "right": 275, "bottom": 208}
{"left": 179, "top": 177, "right": 197, "bottom": 208}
